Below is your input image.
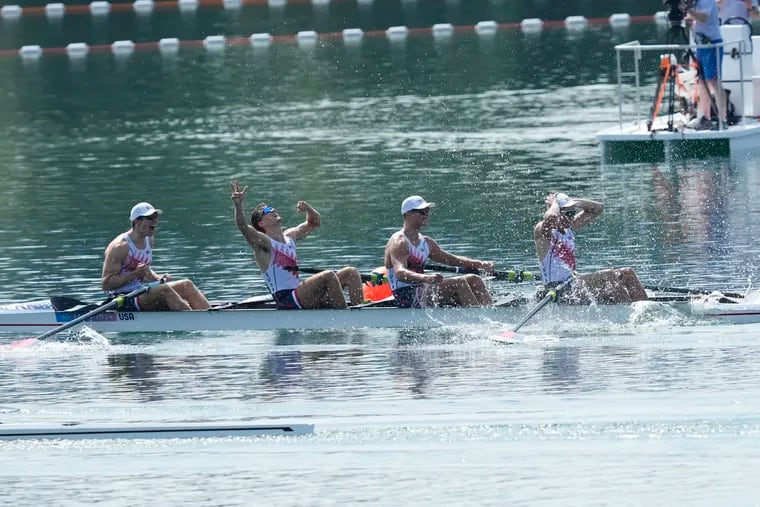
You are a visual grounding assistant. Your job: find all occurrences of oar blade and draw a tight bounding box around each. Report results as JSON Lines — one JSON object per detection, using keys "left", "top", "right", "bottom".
{"left": 488, "top": 330, "right": 526, "bottom": 345}
{"left": 5, "top": 338, "right": 39, "bottom": 350}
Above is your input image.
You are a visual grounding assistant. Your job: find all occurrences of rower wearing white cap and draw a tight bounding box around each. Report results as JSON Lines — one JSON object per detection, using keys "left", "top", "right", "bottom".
{"left": 384, "top": 195, "right": 494, "bottom": 308}
{"left": 534, "top": 192, "right": 647, "bottom": 304}
{"left": 101, "top": 202, "right": 210, "bottom": 311}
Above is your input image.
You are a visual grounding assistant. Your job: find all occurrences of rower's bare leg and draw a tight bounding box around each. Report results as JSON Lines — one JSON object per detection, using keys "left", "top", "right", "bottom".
{"left": 138, "top": 285, "right": 193, "bottom": 311}
{"left": 464, "top": 274, "right": 492, "bottom": 305}
{"left": 579, "top": 269, "right": 646, "bottom": 304}
{"left": 617, "top": 268, "right": 648, "bottom": 301}
{"left": 169, "top": 279, "right": 211, "bottom": 309}
{"left": 336, "top": 267, "right": 364, "bottom": 306}
{"left": 439, "top": 277, "right": 479, "bottom": 307}
{"left": 297, "top": 271, "right": 348, "bottom": 309}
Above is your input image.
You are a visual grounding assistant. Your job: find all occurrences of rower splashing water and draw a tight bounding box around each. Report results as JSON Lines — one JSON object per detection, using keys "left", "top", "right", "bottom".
{"left": 534, "top": 192, "right": 648, "bottom": 305}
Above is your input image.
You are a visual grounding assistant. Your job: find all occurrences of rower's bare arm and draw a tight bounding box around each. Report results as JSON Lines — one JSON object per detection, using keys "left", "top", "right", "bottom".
{"left": 387, "top": 235, "right": 437, "bottom": 284}
{"left": 288, "top": 200, "right": 320, "bottom": 240}
{"left": 231, "top": 181, "right": 269, "bottom": 251}
{"left": 571, "top": 198, "right": 604, "bottom": 230}
{"left": 427, "top": 238, "right": 493, "bottom": 272}
{"left": 534, "top": 221, "right": 551, "bottom": 263}
{"left": 101, "top": 242, "right": 143, "bottom": 291}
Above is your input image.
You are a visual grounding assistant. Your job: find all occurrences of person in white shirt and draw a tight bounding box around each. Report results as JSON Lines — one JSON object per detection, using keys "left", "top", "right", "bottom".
{"left": 718, "top": 0, "right": 759, "bottom": 23}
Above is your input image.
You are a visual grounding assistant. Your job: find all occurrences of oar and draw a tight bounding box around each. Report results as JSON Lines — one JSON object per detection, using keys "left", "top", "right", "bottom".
{"left": 7, "top": 280, "right": 164, "bottom": 349}
{"left": 490, "top": 278, "right": 573, "bottom": 344}
{"left": 643, "top": 284, "right": 745, "bottom": 299}
{"left": 425, "top": 263, "right": 538, "bottom": 282}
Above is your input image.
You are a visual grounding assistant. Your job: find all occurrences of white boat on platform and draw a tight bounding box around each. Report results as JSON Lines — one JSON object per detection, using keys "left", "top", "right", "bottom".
{"left": 0, "top": 421, "right": 314, "bottom": 440}
{"left": 0, "top": 291, "right": 756, "bottom": 335}
{"left": 597, "top": 24, "right": 760, "bottom": 163}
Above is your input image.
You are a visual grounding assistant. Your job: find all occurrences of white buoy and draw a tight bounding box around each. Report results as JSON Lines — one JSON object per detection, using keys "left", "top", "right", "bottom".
{"left": 19, "top": 45, "right": 43, "bottom": 59}
{"left": 386, "top": 25, "right": 409, "bottom": 41}
{"left": 268, "top": 0, "right": 286, "bottom": 7}
{"left": 223, "top": 0, "right": 241, "bottom": 10}
{"left": 654, "top": 11, "right": 668, "bottom": 25}
{"left": 158, "top": 37, "right": 180, "bottom": 54}
{"left": 204, "top": 35, "right": 226, "bottom": 51}
{"left": 45, "top": 3, "right": 65, "bottom": 18}
{"left": 520, "top": 18, "right": 543, "bottom": 33}
{"left": 296, "top": 30, "right": 318, "bottom": 46}
{"left": 609, "top": 13, "right": 631, "bottom": 27}
{"left": 89, "top": 1, "right": 111, "bottom": 16}
{"left": 133, "top": 0, "right": 154, "bottom": 14}
{"left": 565, "top": 15, "right": 588, "bottom": 30}
{"left": 1, "top": 5, "right": 22, "bottom": 19}
{"left": 178, "top": 0, "right": 198, "bottom": 11}
{"left": 432, "top": 23, "right": 454, "bottom": 39}
{"left": 342, "top": 28, "right": 364, "bottom": 44}
{"left": 475, "top": 20, "right": 498, "bottom": 35}
{"left": 111, "top": 40, "right": 135, "bottom": 56}
{"left": 250, "top": 32, "right": 273, "bottom": 47}
{"left": 66, "top": 42, "right": 89, "bottom": 58}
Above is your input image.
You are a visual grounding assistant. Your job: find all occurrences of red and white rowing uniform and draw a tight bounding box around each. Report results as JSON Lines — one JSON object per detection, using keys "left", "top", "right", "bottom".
{"left": 540, "top": 228, "right": 576, "bottom": 285}
{"left": 262, "top": 237, "right": 302, "bottom": 309}
{"left": 108, "top": 233, "right": 152, "bottom": 296}
{"left": 387, "top": 233, "right": 430, "bottom": 308}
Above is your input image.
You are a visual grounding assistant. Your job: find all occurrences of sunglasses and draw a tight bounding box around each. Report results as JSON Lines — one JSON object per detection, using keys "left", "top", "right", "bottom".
{"left": 261, "top": 206, "right": 275, "bottom": 216}
{"left": 139, "top": 213, "right": 159, "bottom": 221}
{"left": 562, "top": 209, "right": 577, "bottom": 218}
{"left": 411, "top": 208, "right": 430, "bottom": 215}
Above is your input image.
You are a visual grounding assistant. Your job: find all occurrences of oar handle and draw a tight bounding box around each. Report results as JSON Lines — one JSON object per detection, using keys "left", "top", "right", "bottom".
{"left": 425, "top": 264, "right": 539, "bottom": 282}
{"left": 34, "top": 279, "right": 164, "bottom": 342}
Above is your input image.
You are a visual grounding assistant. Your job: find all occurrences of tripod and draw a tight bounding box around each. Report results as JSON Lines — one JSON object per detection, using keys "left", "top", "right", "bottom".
{"left": 647, "top": 18, "right": 698, "bottom": 131}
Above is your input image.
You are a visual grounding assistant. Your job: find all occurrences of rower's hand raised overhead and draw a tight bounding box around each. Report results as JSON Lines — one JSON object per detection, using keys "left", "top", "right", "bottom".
{"left": 296, "top": 200, "right": 313, "bottom": 213}
{"left": 297, "top": 200, "right": 321, "bottom": 228}
{"left": 230, "top": 180, "right": 248, "bottom": 203}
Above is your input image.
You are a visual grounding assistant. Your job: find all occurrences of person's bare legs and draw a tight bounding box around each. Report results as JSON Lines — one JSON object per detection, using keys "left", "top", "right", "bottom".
{"left": 138, "top": 285, "right": 193, "bottom": 310}
{"left": 438, "top": 276, "right": 480, "bottom": 307}
{"left": 336, "top": 266, "right": 364, "bottom": 306}
{"left": 169, "top": 279, "right": 210, "bottom": 309}
{"left": 296, "top": 271, "right": 348, "bottom": 309}
{"left": 464, "top": 274, "right": 492, "bottom": 305}
{"left": 579, "top": 268, "right": 647, "bottom": 303}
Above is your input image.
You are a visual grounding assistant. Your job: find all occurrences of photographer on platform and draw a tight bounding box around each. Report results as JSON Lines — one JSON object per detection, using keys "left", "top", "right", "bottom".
{"left": 686, "top": 0, "right": 726, "bottom": 130}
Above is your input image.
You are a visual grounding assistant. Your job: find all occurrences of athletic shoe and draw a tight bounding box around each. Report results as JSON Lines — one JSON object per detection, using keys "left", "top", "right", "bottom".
{"left": 695, "top": 117, "right": 714, "bottom": 131}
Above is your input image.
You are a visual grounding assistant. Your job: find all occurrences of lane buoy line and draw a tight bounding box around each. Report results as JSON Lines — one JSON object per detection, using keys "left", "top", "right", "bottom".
{"left": 0, "top": 14, "right": 658, "bottom": 60}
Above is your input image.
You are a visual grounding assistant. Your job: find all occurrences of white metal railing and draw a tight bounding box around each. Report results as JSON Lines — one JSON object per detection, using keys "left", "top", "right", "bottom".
{"left": 613, "top": 37, "right": 748, "bottom": 132}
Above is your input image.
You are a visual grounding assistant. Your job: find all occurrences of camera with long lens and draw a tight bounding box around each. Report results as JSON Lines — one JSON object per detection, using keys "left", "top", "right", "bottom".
{"left": 663, "top": 0, "right": 693, "bottom": 24}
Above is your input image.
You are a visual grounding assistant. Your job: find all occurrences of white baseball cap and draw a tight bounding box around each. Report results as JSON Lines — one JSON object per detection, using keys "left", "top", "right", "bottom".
{"left": 555, "top": 192, "right": 578, "bottom": 209}
{"left": 130, "top": 202, "right": 163, "bottom": 221}
{"left": 401, "top": 195, "right": 436, "bottom": 215}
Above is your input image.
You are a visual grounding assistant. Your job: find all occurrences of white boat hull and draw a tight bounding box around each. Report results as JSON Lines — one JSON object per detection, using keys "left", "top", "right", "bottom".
{"left": 0, "top": 422, "right": 314, "bottom": 440}
{"left": 0, "top": 296, "right": 750, "bottom": 334}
